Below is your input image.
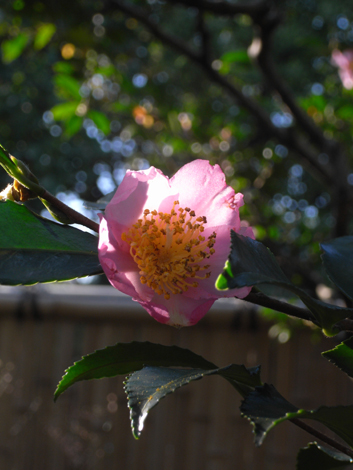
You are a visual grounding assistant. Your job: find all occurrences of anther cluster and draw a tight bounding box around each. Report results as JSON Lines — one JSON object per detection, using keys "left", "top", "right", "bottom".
{"left": 121, "top": 200, "right": 216, "bottom": 299}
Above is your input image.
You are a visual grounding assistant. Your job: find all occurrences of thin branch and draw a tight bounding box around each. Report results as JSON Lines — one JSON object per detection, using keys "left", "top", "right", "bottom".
{"left": 41, "top": 190, "right": 100, "bottom": 233}
{"left": 243, "top": 291, "right": 317, "bottom": 324}
{"left": 197, "top": 9, "right": 211, "bottom": 65}
{"left": 249, "top": 8, "right": 353, "bottom": 235}
{"left": 111, "top": 0, "right": 334, "bottom": 186}
{"left": 170, "top": 0, "right": 270, "bottom": 18}
{"left": 290, "top": 418, "right": 353, "bottom": 459}
{"left": 334, "top": 318, "right": 353, "bottom": 332}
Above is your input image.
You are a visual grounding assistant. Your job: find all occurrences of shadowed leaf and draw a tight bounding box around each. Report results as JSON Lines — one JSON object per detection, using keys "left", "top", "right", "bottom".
{"left": 125, "top": 362, "right": 262, "bottom": 438}
{"left": 216, "top": 231, "right": 353, "bottom": 334}
{"left": 321, "top": 237, "right": 353, "bottom": 301}
{"left": 322, "top": 337, "right": 353, "bottom": 379}
{"left": 54, "top": 342, "right": 217, "bottom": 401}
{"left": 241, "top": 384, "right": 353, "bottom": 448}
{"left": 125, "top": 366, "right": 221, "bottom": 438}
{"left": 296, "top": 442, "right": 353, "bottom": 470}
{"left": 0, "top": 200, "right": 102, "bottom": 284}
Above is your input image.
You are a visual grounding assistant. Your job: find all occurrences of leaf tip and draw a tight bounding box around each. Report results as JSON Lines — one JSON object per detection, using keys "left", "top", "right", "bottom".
{"left": 215, "top": 273, "right": 228, "bottom": 290}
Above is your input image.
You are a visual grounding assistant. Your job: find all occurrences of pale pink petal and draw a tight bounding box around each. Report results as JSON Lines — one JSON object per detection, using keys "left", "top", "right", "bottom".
{"left": 98, "top": 217, "right": 154, "bottom": 301}
{"left": 331, "top": 49, "right": 353, "bottom": 90}
{"left": 105, "top": 166, "right": 172, "bottom": 246}
{"left": 182, "top": 225, "right": 254, "bottom": 300}
{"left": 137, "top": 295, "right": 216, "bottom": 327}
{"left": 98, "top": 159, "right": 254, "bottom": 327}
{"left": 169, "top": 160, "right": 241, "bottom": 227}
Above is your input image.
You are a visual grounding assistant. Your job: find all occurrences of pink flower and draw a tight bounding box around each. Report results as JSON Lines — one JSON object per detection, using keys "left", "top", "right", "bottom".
{"left": 331, "top": 49, "right": 353, "bottom": 90}
{"left": 98, "top": 160, "right": 254, "bottom": 327}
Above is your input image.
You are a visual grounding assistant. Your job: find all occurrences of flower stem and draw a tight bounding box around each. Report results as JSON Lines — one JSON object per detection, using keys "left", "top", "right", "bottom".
{"left": 290, "top": 418, "right": 353, "bottom": 459}
{"left": 41, "top": 190, "right": 100, "bottom": 233}
{"left": 243, "top": 291, "right": 318, "bottom": 324}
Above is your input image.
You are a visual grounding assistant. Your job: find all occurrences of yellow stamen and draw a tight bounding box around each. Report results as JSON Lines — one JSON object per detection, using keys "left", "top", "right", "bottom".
{"left": 121, "top": 201, "right": 216, "bottom": 300}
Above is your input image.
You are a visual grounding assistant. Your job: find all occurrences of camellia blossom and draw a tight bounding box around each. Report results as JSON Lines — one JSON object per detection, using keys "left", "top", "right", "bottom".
{"left": 98, "top": 160, "right": 254, "bottom": 327}
{"left": 331, "top": 49, "right": 353, "bottom": 90}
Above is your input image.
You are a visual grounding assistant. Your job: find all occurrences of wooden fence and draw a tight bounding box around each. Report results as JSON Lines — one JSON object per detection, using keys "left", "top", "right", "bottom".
{"left": 0, "top": 284, "right": 351, "bottom": 470}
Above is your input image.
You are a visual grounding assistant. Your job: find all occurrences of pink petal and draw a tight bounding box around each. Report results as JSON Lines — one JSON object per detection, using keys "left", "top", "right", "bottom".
{"left": 137, "top": 295, "right": 216, "bottom": 327}
{"left": 98, "top": 217, "right": 154, "bottom": 301}
{"left": 169, "top": 160, "right": 242, "bottom": 227}
{"left": 105, "top": 166, "right": 172, "bottom": 246}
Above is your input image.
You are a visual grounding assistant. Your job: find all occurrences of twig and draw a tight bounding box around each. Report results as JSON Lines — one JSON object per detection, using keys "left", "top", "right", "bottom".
{"left": 290, "top": 418, "right": 353, "bottom": 459}
{"left": 110, "top": 1, "right": 335, "bottom": 186}
{"left": 170, "top": 0, "right": 270, "bottom": 18}
{"left": 334, "top": 318, "right": 353, "bottom": 332}
{"left": 41, "top": 190, "right": 100, "bottom": 233}
{"left": 243, "top": 291, "right": 317, "bottom": 323}
{"left": 252, "top": 8, "right": 353, "bottom": 236}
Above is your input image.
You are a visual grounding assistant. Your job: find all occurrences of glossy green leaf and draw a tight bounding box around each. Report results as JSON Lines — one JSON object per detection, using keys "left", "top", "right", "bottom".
{"left": 125, "top": 361, "right": 262, "bottom": 438}
{"left": 217, "top": 363, "right": 262, "bottom": 397}
{"left": 34, "top": 23, "right": 56, "bottom": 50}
{"left": 322, "top": 336, "right": 353, "bottom": 379}
{"left": 2, "top": 33, "right": 29, "bottom": 63}
{"left": 54, "top": 342, "right": 217, "bottom": 401}
{"left": 216, "top": 231, "right": 353, "bottom": 334}
{"left": 0, "top": 200, "right": 101, "bottom": 285}
{"left": 241, "top": 383, "right": 353, "bottom": 448}
{"left": 321, "top": 237, "right": 353, "bottom": 301}
{"left": 54, "top": 74, "right": 81, "bottom": 100}
{"left": 125, "top": 366, "right": 222, "bottom": 438}
{"left": 88, "top": 110, "right": 111, "bottom": 134}
{"left": 241, "top": 384, "right": 299, "bottom": 446}
{"left": 51, "top": 101, "right": 78, "bottom": 120}
{"left": 296, "top": 443, "right": 353, "bottom": 470}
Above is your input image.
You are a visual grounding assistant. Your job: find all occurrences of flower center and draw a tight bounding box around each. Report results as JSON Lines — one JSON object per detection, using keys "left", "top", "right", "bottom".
{"left": 121, "top": 200, "right": 216, "bottom": 300}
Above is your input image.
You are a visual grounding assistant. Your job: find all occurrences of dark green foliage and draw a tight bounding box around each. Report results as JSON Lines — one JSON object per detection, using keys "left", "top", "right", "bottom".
{"left": 322, "top": 337, "right": 353, "bottom": 379}
{"left": 296, "top": 443, "right": 353, "bottom": 470}
{"left": 216, "top": 231, "right": 353, "bottom": 333}
{"left": 241, "top": 384, "right": 353, "bottom": 449}
{"left": 321, "top": 237, "right": 353, "bottom": 301}
{"left": 54, "top": 341, "right": 217, "bottom": 401}
{"left": 0, "top": 200, "right": 102, "bottom": 284}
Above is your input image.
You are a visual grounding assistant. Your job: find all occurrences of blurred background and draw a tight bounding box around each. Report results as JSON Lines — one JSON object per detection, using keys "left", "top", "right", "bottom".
{"left": 1, "top": 0, "right": 353, "bottom": 468}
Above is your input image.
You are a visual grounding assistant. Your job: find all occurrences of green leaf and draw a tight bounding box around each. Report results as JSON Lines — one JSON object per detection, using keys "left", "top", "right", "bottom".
{"left": 216, "top": 231, "right": 353, "bottom": 334}
{"left": 217, "top": 363, "right": 262, "bottom": 397}
{"left": 125, "top": 362, "right": 262, "bottom": 438}
{"left": 51, "top": 102, "right": 79, "bottom": 121}
{"left": 0, "top": 143, "right": 16, "bottom": 173}
{"left": 241, "top": 384, "right": 299, "bottom": 446}
{"left": 55, "top": 340, "right": 261, "bottom": 437}
{"left": 125, "top": 366, "right": 222, "bottom": 438}
{"left": 33, "top": 23, "right": 56, "bottom": 50}
{"left": 0, "top": 200, "right": 102, "bottom": 285}
{"left": 2, "top": 33, "right": 29, "bottom": 63}
{"left": 241, "top": 383, "right": 353, "bottom": 448}
{"left": 52, "top": 61, "right": 75, "bottom": 74}
{"left": 88, "top": 110, "right": 111, "bottom": 134}
{"left": 336, "top": 105, "right": 353, "bottom": 121}
{"left": 322, "top": 337, "right": 353, "bottom": 379}
{"left": 54, "top": 342, "right": 217, "bottom": 401}
{"left": 54, "top": 74, "right": 81, "bottom": 100}
{"left": 221, "top": 49, "right": 250, "bottom": 64}
{"left": 65, "top": 115, "right": 83, "bottom": 137}
{"left": 321, "top": 237, "right": 353, "bottom": 301}
{"left": 296, "top": 443, "right": 353, "bottom": 470}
